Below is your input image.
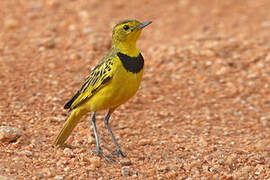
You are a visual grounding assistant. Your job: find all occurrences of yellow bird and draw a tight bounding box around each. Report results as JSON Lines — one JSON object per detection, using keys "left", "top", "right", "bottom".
{"left": 54, "top": 19, "right": 151, "bottom": 161}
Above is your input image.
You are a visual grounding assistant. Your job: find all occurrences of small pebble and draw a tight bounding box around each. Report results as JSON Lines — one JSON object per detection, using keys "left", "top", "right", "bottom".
{"left": 158, "top": 166, "right": 170, "bottom": 173}
{"left": 260, "top": 116, "right": 269, "bottom": 127}
{"left": 42, "top": 37, "right": 56, "bottom": 49}
{"left": 38, "top": 46, "right": 46, "bottom": 52}
{"left": 265, "top": 53, "right": 270, "bottom": 62}
{"left": 121, "top": 166, "right": 131, "bottom": 176}
{"left": 64, "top": 167, "right": 70, "bottom": 172}
{"left": 139, "top": 139, "right": 151, "bottom": 146}
{"left": 120, "top": 159, "right": 132, "bottom": 166}
{"left": 87, "top": 135, "right": 96, "bottom": 144}
{"left": 89, "top": 157, "right": 101, "bottom": 169}
{"left": 0, "top": 126, "right": 23, "bottom": 142}
{"left": 54, "top": 175, "right": 64, "bottom": 180}
{"left": 215, "top": 66, "right": 227, "bottom": 75}
{"left": 63, "top": 148, "right": 75, "bottom": 158}
{"left": 24, "top": 150, "right": 33, "bottom": 157}
{"left": 68, "top": 24, "right": 76, "bottom": 31}
{"left": 0, "top": 176, "right": 15, "bottom": 180}
{"left": 160, "top": 140, "right": 166, "bottom": 145}
{"left": 4, "top": 18, "right": 19, "bottom": 29}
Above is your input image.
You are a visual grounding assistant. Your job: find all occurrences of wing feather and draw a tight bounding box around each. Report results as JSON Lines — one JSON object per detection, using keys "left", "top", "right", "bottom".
{"left": 64, "top": 56, "right": 114, "bottom": 110}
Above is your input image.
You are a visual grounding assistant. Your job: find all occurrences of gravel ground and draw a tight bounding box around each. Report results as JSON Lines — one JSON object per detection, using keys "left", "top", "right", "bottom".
{"left": 0, "top": 0, "right": 270, "bottom": 179}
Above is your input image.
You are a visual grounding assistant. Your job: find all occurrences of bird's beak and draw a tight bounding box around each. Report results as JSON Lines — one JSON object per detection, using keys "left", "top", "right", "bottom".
{"left": 134, "top": 21, "right": 152, "bottom": 30}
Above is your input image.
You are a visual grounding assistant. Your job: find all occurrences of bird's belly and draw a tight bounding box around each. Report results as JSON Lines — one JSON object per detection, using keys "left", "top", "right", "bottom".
{"left": 86, "top": 68, "right": 143, "bottom": 111}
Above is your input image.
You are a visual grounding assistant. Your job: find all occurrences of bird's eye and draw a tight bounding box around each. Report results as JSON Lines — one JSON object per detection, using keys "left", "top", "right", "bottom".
{"left": 123, "top": 25, "right": 129, "bottom": 31}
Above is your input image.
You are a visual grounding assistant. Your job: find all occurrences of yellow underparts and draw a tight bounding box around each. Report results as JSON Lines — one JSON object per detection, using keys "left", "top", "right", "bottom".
{"left": 84, "top": 57, "right": 143, "bottom": 112}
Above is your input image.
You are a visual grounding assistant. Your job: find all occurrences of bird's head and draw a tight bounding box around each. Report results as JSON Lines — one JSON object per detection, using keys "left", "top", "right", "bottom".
{"left": 112, "top": 20, "right": 152, "bottom": 49}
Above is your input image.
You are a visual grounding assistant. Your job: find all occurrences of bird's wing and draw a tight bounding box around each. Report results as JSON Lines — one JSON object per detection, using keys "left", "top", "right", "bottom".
{"left": 64, "top": 56, "right": 115, "bottom": 110}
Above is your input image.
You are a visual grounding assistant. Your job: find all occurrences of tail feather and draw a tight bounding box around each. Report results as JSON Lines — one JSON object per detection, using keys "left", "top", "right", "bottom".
{"left": 54, "top": 108, "right": 87, "bottom": 147}
{"left": 64, "top": 90, "right": 80, "bottom": 110}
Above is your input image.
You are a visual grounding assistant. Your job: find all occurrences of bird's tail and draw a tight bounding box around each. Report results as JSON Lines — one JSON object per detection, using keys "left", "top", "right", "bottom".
{"left": 54, "top": 108, "right": 87, "bottom": 147}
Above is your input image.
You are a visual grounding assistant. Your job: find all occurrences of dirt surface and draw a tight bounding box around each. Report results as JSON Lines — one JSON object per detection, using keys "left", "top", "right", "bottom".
{"left": 1, "top": 0, "right": 270, "bottom": 179}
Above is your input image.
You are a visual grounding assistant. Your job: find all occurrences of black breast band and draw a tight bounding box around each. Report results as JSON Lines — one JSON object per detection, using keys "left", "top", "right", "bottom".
{"left": 117, "top": 52, "right": 144, "bottom": 73}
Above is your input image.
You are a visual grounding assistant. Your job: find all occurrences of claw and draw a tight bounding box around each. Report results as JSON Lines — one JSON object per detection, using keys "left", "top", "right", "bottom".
{"left": 92, "top": 148, "right": 115, "bottom": 162}
{"left": 111, "top": 149, "right": 127, "bottom": 157}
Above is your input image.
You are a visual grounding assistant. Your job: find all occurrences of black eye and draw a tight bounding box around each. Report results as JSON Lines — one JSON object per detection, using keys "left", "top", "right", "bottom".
{"left": 123, "top": 25, "right": 129, "bottom": 31}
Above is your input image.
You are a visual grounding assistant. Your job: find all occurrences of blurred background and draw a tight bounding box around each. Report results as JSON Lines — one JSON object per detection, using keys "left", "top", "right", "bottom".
{"left": 0, "top": 0, "right": 270, "bottom": 179}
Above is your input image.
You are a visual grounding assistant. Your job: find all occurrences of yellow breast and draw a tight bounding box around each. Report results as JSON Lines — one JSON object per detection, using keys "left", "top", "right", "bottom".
{"left": 84, "top": 56, "right": 144, "bottom": 112}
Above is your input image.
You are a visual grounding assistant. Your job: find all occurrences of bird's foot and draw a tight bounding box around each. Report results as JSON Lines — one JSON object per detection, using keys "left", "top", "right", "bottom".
{"left": 111, "top": 149, "right": 127, "bottom": 157}
{"left": 92, "top": 148, "right": 115, "bottom": 162}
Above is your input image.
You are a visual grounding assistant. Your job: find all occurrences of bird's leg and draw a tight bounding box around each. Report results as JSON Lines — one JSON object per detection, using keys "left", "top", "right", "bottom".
{"left": 91, "top": 112, "right": 114, "bottom": 162}
{"left": 104, "top": 111, "right": 127, "bottom": 157}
